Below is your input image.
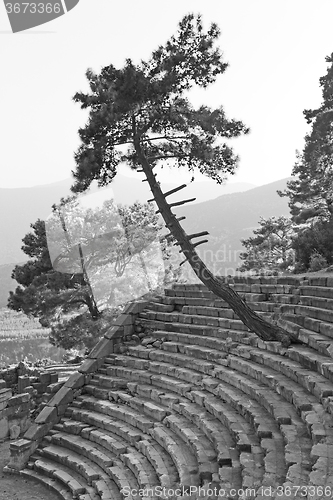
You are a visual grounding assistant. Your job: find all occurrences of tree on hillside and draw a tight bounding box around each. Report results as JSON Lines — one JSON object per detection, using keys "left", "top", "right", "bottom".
{"left": 69, "top": 14, "right": 299, "bottom": 346}
{"left": 279, "top": 53, "right": 333, "bottom": 225}
{"left": 291, "top": 220, "right": 333, "bottom": 272}
{"left": 238, "top": 216, "right": 295, "bottom": 274}
{"left": 8, "top": 219, "right": 89, "bottom": 325}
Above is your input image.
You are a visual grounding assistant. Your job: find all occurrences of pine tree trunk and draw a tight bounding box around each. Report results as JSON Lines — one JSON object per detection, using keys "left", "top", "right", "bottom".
{"left": 134, "top": 139, "right": 299, "bottom": 347}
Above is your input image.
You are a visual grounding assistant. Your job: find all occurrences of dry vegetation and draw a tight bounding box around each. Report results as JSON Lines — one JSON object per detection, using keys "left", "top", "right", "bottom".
{"left": 0, "top": 308, "right": 63, "bottom": 368}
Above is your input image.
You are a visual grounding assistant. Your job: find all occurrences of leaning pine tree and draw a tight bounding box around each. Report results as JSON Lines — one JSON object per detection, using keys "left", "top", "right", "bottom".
{"left": 70, "top": 14, "right": 299, "bottom": 346}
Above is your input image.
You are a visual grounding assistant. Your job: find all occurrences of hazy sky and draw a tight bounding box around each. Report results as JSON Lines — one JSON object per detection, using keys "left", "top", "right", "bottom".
{"left": 1, "top": 0, "right": 332, "bottom": 189}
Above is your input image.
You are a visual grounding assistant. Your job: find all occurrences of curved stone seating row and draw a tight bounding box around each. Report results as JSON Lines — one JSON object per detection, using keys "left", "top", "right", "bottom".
{"left": 107, "top": 344, "right": 317, "bottom": 484}
{"left": 144, "top": 327, "right": 333, "bottom": 408}
{"left": 121, "top": 382, "right": 282, "bottom": 490}
{"left": 145, "top": 283, "right": 333, "bottom": 381}
{"left": 99, "top": 353, "right": 296, "bottom": 487}
{"left": 84, "top": 368, "right": 264, "bottom": 492}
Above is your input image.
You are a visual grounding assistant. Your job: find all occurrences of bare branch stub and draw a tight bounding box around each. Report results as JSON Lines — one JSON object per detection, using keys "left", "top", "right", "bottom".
{"left": 163, "top": 184, "right": 187, "bottom": 198}
{"left": 188, "top": 231, "right": 209, "bottom": 240}
{"left": 169, "top": 197, "right": 196, "bottom": 208}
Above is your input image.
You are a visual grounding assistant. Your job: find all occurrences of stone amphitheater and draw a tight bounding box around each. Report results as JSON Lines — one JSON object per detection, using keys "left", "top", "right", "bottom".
{"left": 4, "top": 275, "right": 333, "bottom": 500}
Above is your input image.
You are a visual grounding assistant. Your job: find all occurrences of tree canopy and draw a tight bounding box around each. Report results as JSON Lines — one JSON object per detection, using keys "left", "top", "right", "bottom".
{"left": 238, "top": 216, "right": 295, "bottom": 274}
{"left": 280, "top": 53, "right": 333, "bottom": 225}
{"left": 71, "top": 14, "right": 249, "bottom": 195}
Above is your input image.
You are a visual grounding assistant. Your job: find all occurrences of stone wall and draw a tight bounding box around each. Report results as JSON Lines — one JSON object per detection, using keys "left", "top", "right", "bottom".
{"left": 0, "top": 384, "right": 32, "bottom": 441}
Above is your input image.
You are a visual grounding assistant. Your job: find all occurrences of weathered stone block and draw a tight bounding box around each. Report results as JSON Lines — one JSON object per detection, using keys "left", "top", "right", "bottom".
{"left": 88, "top": 337, "right": 114, "bottom": 359}
{"left": 7, "top": 393, "right": 30, "bottom": 407}
{"left": 57, "top": 404, "right": 68, "bottom": 416}
{"left": 0, "top": 387, "right": 12, "bottom": 404}
{"left": 125, "top": 301, "right": 149, "bottom": 315}
{"left": 50, "top": 372, "right": 58, "bottom": 384}
{"left": 48, "top": 386, "right": 73, "bottom": 407}
{"left": 114, "top": 314, "right": 133, "bottom": 327}
{"left": 78, "top": 357, "right": 103, "bottom": 374}
{"left": 39, "top": 371, "right": 51, "bottom": 384}
{"left": 8, "top": 438, "right": 38, "bottom": 470}
{"left": 31, "top": 382, "right": 48, "bottom": 393}
{"left": 17, "top": 376, "right": 30, "bottom": 394}
{"left": 23, "top": 422, "right": 53, "bottom": 441}
{"left": 0, "top": 417, "right": 9, "bottom": 439}
{"left": 35, "top": 405, "right": 58, "bottom": 424}
{"left": 104, "top": 326, "right": 119, "bottom": 340}
{"left": 9, "top": 424, "right": 20, "bottom": 440}
{"left": 64, "top": 372, "right": 85, "bottom": 389}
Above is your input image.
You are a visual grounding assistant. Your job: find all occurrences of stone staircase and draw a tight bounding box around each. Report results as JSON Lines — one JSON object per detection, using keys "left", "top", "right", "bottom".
{"left": 4, "top": 276, "right": 333, "bottom": 499}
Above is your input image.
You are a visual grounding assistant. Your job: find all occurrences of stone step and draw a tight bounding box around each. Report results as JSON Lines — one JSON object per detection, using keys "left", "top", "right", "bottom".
{"left": 37, "top": 445, "right": 122, "bottom": 500}
{"left": 31, "top": 456, "right": 88, "bottom": 498}
{"left": 38, "top": 444, "right": 101, "bottom": 485}
{"left": 167, "top": 283, "right": 298, "bottom": 298}
{"left": 45, "top": 430, "right": 115, "bottom": 473}
{"left": 88, "top": 378, "right": 241, "bottom": 488}
{"left": 68, "top": 405, "right": 180, "bottom": 489}
{"left": 118, "top": 445, "right": 160, "bottom": 489}
{"left": 279, "top": 312, "right": 333, "bottom": 342}
{"left": 270, "top": 294, "right": 300, "bottom": 304}
{"left": 135, "top": 439, "right": 180, "bottom": 488}
{"left": 207, "top": 371, "right": 316, "bottom": 481}
{"left": 192, "top": 389, "right": 286, "bottom": 488}
{"left": 139, "top": 329, "right": 333, "bottom": 404}
{"left": 147, "top": 300, "right": 175, "bottom": 313}
{"left": 149, "top": 425, "right": 200, "bottom": 490}
{"left": 89, "top": 375, "right": 129, "bottom": 390}
{"left": 139, "top": 310, "right": 251, "bottom": 332}
{"left": 275, "top": 316, "right": 333, "bottom": 356}
{"left": 300, "top": 285, "right": 333, "bottom": 299}
{"left": 300, "top": 295, "right": 333, "bottom": 311}
{"left": 101, "top": 357, "right": 295, "bottom": 487}
{"left": 165, "top": 288, "right": 217, "bottom": 299}
{"left": 44, "top": 429, "right": 148, "bottom": 495}
{"left": 80, "top": 396, "right": 156, "bottom": 434}
{"left": 281, "top": 304, "right": 333, "bottom": 326}
{"left": 103, "top": 359, "right": 195, "bottom": 397}
{"left": 111, "top": 387, "right": 237, "bottom": 467}
{"left": 226, "top": 344, "right": 333, "bottom": 406}
{"left": 17, "top": 468, "right": 74, "bottom": 500}
{"left": 226, "top": 355, "right": 332, "bottom": 441}
{"left": 71, "top": 395, "right": 201, "bottom": 491}
{"left": 106, "top": 341, "right": 315, "bottom": 483}
{"left": 179, "top": 305, "right": 237, "bottom": 319}
{"left": 163, "top": 413, "right": 218, "bottom": 478}
{"left": 146, "top": 339, "right": 333, "bottom": 407}
{"left": 164, "top": 292, "right": 270, "bottom": 307}
{"left": 202, "top": 385, "right": 307, "bottom": 487}
{"left": 136, "top": 318, "right": 251, "bottom": 340}
{"left": 110, "top": 351, "right": 214, "bottom": 377}
{"left": 145, "top": 321, "right": 333, "bottom": 387}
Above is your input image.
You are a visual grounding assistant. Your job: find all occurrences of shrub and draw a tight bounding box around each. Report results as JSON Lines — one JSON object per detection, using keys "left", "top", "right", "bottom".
{"left": 308, "top": 251, "right": 328, "bottom": 272}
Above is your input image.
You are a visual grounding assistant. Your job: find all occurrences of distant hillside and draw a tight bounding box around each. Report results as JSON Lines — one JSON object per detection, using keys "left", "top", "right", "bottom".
{"left": 0, "top": 263, "right": 18, "bottom": 308}
{"left": 0, "top": 175, "right": 255, "bottom": 267}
